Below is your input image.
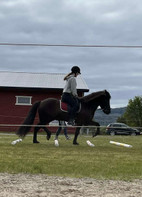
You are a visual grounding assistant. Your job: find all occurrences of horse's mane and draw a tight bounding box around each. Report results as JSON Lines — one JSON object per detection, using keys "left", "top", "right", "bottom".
{"left": 80, "top": 90, "right": 110, "bottom": 103}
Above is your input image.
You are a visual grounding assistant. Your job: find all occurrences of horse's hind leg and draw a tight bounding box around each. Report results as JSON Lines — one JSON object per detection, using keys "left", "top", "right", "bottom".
{"left": 54, "top": 126, "right": 62, "bottom": 140}
{"left": 33, "top": 123, "right": 41, "bottom": 143}
{"left": 42, "top": 126, "right": 51, "bottom": 140}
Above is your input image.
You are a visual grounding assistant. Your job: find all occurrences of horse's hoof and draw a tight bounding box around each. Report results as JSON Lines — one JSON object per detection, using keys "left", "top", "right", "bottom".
{"left": 33, "top": 141, "right": 40, "bottom": 143}
{"left": 47, "top": 133, "right": 51, "bottom": 140}
{"left": 73, "top": 141, "right": 79, "bottom": 145}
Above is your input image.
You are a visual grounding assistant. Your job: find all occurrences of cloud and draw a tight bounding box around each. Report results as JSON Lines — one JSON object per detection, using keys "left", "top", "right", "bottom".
{"left": 0, "top": 0, "right": 142, "bottom": 108}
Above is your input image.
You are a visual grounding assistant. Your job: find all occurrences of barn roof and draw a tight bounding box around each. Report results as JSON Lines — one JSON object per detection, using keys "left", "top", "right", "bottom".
{"left": 0, "top": 71, "right": 89, "bottom": 92}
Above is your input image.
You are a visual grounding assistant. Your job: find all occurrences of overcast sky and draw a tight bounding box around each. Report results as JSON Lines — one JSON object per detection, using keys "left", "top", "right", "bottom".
{"left": 0, "top": 0, "right": 142, "bottom": 108}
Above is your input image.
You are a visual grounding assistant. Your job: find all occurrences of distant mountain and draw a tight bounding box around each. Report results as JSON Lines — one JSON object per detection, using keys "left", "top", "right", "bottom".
{"left": 94, "top": 107, "right": 126, "bottom": 126}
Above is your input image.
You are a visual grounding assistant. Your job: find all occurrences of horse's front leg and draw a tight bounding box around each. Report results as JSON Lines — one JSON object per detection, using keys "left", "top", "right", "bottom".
{"left": 89, "top": 120, "right": 100, "bottom": 137}
{"left": 73, "top": 127, "right": 81, "bottom": 145}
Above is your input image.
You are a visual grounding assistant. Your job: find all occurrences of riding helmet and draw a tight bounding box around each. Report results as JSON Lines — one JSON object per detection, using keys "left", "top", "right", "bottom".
{"left": 71, "top": 66, "right": 81, "bottom": 74}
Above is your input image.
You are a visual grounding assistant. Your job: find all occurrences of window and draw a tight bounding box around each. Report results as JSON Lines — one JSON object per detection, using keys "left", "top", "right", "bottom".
{"left": 15, "top": 96, "right": 32, "bottom": 106}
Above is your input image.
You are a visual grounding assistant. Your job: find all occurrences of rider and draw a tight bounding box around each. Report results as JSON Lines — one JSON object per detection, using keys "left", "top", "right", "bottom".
{"left": 61, "top": 66, "right": 81, "bottom": 125}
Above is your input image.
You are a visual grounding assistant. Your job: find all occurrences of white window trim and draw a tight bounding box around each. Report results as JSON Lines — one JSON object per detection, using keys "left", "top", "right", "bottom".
{"left": 15, "top": 96, "right": 32, "bottom": 106}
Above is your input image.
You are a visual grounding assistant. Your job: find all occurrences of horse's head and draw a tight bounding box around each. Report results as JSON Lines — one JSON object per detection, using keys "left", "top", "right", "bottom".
{"left": 80, "top": 90, "right": 111, "bottom": 114}
{"left": 99, "top": 90, "right": 111, "bottom": 114}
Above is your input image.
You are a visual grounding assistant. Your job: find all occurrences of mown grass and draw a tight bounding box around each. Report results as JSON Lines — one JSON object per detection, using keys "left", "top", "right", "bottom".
{"left": 0, "top": 133, "right": 142, "bottom": 180}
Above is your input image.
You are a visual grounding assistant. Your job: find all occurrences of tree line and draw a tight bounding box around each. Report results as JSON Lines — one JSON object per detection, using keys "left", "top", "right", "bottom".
{"left": 117, "top": 96, "right": 142, "bottom": 129}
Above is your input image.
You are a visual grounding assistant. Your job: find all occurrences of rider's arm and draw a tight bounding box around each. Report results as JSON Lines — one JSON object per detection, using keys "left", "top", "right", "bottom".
{"left": 70, "top": 77, "right": 78, "bottom": 97}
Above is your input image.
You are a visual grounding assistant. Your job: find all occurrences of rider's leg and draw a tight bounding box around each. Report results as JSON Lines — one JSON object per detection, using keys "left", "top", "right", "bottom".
{"left": 62, "top": 93, "right": 79, "bottom": 125}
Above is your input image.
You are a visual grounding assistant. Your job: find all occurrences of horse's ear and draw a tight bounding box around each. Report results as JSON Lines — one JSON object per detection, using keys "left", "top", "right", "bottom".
{"left": 104, "top": 90, "right": 111, "bottom": 98}
{"left": 103, "top": 90, "right": 107, "bottom": 95}
{"left": 104, "top": 90, "right": 108, "bottom": 94}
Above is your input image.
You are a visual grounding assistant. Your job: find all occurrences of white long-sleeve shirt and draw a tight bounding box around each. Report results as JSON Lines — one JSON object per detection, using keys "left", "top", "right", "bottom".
{"left": 63, "top": 75, "right": 78, "bottom": 97}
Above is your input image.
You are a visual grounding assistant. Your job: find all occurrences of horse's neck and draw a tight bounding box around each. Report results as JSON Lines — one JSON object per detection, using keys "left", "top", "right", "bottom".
{"left": 81, "top": 91, "right": 104, "bottom": 103}
{"left": 80, "top": 97, "right": 99, "bottom": 116}
{"left": 88, "top": 99, "right": 99, "bottom": 112}
{"left": 80, "top": 92, "right": 103, "bottom": 115}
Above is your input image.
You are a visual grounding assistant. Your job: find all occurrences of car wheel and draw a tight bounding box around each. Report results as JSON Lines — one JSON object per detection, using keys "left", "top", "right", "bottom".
{"left": 110, "top": 131, "right": 115, "bottom": 136}
{"left": 130, "top": 132, "right": 136, "bottom": 136}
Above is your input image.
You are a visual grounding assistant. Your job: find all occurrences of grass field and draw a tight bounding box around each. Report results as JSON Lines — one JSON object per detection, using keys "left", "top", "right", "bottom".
{"left": 0, "top": 133, "right": 142, "bottom": 180}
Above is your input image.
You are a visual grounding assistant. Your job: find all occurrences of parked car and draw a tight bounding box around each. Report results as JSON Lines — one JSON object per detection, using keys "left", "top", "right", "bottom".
{"left": 106, "top": 123, "right": 140, "bottom": 136}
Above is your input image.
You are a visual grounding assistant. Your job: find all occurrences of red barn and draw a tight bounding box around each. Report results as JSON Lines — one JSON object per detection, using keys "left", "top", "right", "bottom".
{"left": 0, "top": 71, "right": 89, "bottom": 132}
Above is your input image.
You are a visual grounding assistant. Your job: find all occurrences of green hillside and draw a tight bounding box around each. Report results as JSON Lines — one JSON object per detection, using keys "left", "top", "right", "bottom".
{"left": 94, "top": 107, "right": 126, "bottom": 126}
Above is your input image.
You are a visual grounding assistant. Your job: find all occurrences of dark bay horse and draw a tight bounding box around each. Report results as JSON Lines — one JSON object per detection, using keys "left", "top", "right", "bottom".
{"left": 17, "top": 90, "right": 111, "bottom": 145}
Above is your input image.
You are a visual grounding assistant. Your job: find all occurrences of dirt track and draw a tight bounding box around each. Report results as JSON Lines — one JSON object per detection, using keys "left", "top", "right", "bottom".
{"left": 0, "top": 173, "right": 141, "bottom": 197}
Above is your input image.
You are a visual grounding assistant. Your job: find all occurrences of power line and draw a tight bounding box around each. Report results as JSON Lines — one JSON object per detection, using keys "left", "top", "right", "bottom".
{"left": 0, "top": 42, "right": 142, "bottom": 48}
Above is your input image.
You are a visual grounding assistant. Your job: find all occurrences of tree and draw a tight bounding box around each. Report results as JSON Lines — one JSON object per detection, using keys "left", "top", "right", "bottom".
{"left": 117, "top": 96, "right": 142, "bottom": 127}
{"left": 117, "top": 115, "right": 127, "bottom": 124}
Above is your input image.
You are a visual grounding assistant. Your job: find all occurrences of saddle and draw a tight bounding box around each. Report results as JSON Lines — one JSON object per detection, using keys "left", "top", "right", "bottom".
{"left": 60, "top": 100, "right": 81, "bottom": 113}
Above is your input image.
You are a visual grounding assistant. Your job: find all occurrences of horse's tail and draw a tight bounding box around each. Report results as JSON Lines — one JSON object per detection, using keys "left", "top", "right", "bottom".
{"left": 16, "top": 101, "right": 41, "bottom": 137}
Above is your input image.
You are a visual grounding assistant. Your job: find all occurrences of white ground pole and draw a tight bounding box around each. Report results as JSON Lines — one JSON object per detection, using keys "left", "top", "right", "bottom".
{"left": 110, "top": 141, "right": 132, "bottom": 148}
